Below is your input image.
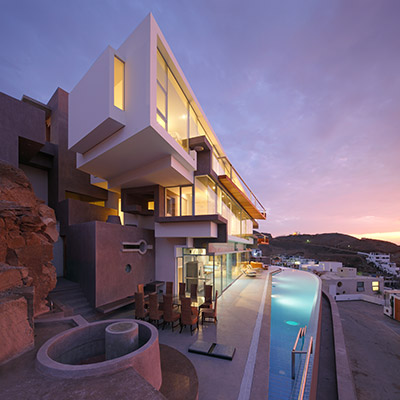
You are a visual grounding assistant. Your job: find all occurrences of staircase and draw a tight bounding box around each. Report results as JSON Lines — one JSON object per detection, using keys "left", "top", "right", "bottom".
{"left": 49, "top": 278, "right": 98, "bottom": 320}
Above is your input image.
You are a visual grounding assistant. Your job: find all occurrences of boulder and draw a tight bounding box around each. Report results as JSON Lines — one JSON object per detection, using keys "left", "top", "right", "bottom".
{"left": 0, "top": 161, "right": 58, "bottom": 316}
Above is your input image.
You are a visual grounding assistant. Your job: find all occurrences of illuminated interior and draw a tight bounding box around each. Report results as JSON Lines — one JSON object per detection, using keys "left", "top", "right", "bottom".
{"left": 372, "top": 281, "right": 380, "bottom": 291}
{"left": 114, "top": 56, "right": 124, "bottom": 110}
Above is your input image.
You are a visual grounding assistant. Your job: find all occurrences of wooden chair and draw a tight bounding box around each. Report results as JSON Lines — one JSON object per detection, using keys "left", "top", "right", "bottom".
{"left": 199, "top": 284, "right": 212, "bottom": 310}
{"left": 134, "top": 292, "right": 148, "bottom": 320}
{"left": 202, "top": 290, "right": 218, "bottom": 324}
{"left": 137, "top": 283, "right": 145, "bottom": 294}
{"left": 166, "top": 281, "right": 173, "bottom": 296}
{"left": 179, "top": 282, "right": 186, "bottom": 298}
{"left": 148, "top": 293, "right": 163, "bottom": 328}
{"left": 190, "top": 283, "right": 198, "bottom": 303}
{"left": 180, "top": 297, "right": 199, "bottom": 335}
{"left": 162, "top": 295, "right": 180, "bottom": 331}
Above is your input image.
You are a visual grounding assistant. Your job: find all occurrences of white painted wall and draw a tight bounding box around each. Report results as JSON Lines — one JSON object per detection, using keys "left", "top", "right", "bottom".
{"left": 155, "top": 221, "right": 218, "bottom": 238}
{"left": 155, "top": 237, "right": 186, "bottom": 287}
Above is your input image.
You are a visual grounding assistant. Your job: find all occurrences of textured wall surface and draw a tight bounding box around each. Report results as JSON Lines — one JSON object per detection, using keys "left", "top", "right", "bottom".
{"left": 0, "top": 161, "right": 58, "bottom": 316}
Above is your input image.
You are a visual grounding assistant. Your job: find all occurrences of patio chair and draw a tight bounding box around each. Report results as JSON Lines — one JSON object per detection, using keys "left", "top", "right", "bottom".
{"left": 134, "top": 292, "right": 148, "bottom": 320}
{"left": 180, "top": 297, "right": 199, "bottom": 335}
{"left": 166, "top": 281, "right": 173, "bottom": 296}
{"left": 202, "top": 290, "right": 218, "bottom": 324}
{"left": 137, "top": 283, "right": 145, "bottom": 293}
{"left": 148, "top": 293, "right": 163, "bottom": 328}
{"left": 162, "top": 295, "right": 180, "bottom": 331}
{"left": 190, "top": 283, "right": 198, "bottom": 303}
{"left": 179, "top": 282, "right": 186, "bottom": 298}
{"left": 199, "top": 284, "right": 212, "bottom": 310}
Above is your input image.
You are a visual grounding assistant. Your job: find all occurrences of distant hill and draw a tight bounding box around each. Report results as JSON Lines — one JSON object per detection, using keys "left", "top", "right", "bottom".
{"left": 256, "top": 232, "right": 400, "bottom": 274}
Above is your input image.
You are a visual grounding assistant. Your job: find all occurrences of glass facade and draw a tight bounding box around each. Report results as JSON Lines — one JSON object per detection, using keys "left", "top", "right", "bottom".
{"left": 114, "top": 56, "right": 124, "bottom": 110}
{"left": 165, "top": 177, "right": 253, "bottom": 238}
{"left": 180, "top": 248, "right": 250, "bottom": 298}
{"left": 156, "top": 49, "right": 211, "bottom": 153}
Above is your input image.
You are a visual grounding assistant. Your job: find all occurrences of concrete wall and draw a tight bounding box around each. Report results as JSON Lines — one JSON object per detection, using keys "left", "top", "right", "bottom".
{"left": 66, "top": 221, "right": 155, "bottom": 308}
{"left": 322, "top": 276, "right": 384, "bottom": 297}
{"left": 19, "top": 164, "right": 48, "bottom": 204}
{"left": 0, "top": 92, "right": 45, "bottom": 167}
{"left": 47, "top": 88, "right": 109, "bottom": 208}
{"left": 155, "top": 237, "right": 186, "bottom": 289}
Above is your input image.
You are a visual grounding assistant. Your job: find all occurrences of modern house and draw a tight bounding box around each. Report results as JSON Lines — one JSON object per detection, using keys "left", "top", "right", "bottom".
{"left": 359, "top": 252, "right": 399, "bottom": 275}
{"left": 64, "top": 14, "right": 266, "bottom": 308}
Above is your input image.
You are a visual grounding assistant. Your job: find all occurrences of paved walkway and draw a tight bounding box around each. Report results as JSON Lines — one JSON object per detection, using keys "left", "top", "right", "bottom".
{"left": 111, "top": 270, "right": 272, "bottom": 400}
{"left": 337, "top": 301, "right": 400, "bottom": 400}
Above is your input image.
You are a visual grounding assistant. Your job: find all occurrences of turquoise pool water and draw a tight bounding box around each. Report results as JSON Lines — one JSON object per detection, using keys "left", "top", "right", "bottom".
{"left": 268, "top": 268, "right": 320, "bottom": 400}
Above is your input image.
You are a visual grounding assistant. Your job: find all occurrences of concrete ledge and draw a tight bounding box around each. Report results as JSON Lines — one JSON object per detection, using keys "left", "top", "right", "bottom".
{"left": 322, "top": 290, "right": 357, "bottom": 400}
{"left": 36, "top": 319, "right": 161, "bottom": 389}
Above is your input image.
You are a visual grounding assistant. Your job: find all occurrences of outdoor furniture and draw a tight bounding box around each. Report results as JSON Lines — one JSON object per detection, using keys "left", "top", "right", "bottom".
{"left": 242, "top": 264, "right": 257, "bottom": 277}
{"left": 162, "top": 295, "right": 180, "bottom": 331}
{"left": 148, "top": 293, "right": 163, "bottom": 328}
{"left": 202, "top": 290, "right": 218, "bottom": 324}
{"left": 137, "top": 283, "right": 145, "bottom": 294}
{"left": 190, "top": 283, "right": 198, "bottom": 303}
{"left": 166, "top": 281, "right": 173, "bottom": 296}
{"left": 134, "top": 292, "right": 148, "bottom": 320}
{"left": 199, "top": 284, "right": 212, "bottom": 310}
{"left": 180, "top": 297, "right": 199, "bottom": 335}
{"left": 179, "top": 282, "right": 186, "bottom": 298}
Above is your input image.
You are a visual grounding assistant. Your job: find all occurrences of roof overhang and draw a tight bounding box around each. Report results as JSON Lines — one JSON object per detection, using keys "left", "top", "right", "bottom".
{"left": 218, "top": 175, "right": 266, "bottom": 220}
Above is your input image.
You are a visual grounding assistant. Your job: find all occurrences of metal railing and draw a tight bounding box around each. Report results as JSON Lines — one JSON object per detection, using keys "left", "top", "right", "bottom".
{"left": 297, "top": 336, "right": 313, "bottom": 400}
{"left": 291, "top": 326, "right": 307, "bottom": 379}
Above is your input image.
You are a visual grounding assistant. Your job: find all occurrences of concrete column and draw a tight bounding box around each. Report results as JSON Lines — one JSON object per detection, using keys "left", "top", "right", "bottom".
{"left": 105, "top": 321, "right": 139, "bottom": 360}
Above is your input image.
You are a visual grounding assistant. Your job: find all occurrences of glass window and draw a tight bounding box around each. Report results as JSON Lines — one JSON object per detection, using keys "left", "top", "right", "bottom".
{"left": 181, "top": 186, "right": 193, "bottom": 216}
{"left": 195, "top": 176, "right": 217, "bottom": 215}
{"left": 157, "top": 50, "right": 167, "bottom": 90}
{"left": 372, "top": 281, "right": 380, "bottom": 291}
{"left": 167, "top": 70, "right": 188, "bottom": 151}
{"left": 157, "top": 83, "right": 166, "bottom": 118}
{"left": 114, "top": 56, "right": 124, "bottom": 110}
{"left": 357, "top": 281, "right": 365, "bottom": 292}
{"left": 156, "top": 112, "right": 166, "bottom": 129}
{"left": 166, "top": 187, "right": 180, "bottom": 216}
{"left": 189, "top": 106, "right": 198, "bottom": 138}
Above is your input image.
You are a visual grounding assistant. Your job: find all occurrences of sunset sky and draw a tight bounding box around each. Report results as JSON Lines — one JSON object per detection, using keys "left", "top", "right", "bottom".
{"left": 1, "top": 1, "right": 399, "bottom": 243}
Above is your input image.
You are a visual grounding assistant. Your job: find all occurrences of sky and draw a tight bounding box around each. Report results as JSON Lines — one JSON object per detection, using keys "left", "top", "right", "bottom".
{"left": 1, "top": 0, "right": 399, "bottom": 244}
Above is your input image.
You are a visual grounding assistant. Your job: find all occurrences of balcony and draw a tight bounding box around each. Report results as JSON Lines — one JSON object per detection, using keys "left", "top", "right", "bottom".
{"left": 216, "top": 157, "right": 266, "bottom": 220}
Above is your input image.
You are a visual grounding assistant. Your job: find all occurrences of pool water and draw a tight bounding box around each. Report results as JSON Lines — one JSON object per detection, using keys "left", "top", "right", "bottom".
{"left": 268, "top": 268, "right": 320, "bottom": 400}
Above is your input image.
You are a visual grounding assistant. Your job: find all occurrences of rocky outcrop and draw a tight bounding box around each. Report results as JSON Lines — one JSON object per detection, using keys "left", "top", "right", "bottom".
{"left": 0, "top": 161, "right": 58, "bottom": 316}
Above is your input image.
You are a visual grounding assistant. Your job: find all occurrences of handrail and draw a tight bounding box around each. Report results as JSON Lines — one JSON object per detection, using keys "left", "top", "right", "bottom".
{"left": 291, "top": 326, "right": 307, "bottom": 379}
{"left": 216, "top": 156, "right": 266, "bottom": 216}
{"left": 297, "top": 336, "right": 313, "bottom": 400}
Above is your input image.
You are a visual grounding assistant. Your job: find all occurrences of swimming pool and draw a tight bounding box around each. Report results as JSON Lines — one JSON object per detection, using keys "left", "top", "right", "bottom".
{"left": 268, "top": 268, "right": 321, "bottom": 400}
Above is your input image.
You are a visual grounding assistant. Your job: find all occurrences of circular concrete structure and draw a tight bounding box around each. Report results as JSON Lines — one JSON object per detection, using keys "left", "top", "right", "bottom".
{"left": 105, "top": 321, "right": 139, "bottom": 360}
{"left": 36, "top": 319, "right": 162, "bottom": 389}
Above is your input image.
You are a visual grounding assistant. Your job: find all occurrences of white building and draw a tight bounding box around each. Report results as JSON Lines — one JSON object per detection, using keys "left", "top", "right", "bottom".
{"left": 68, "top": 14, "right": 267, "bottom": 302}
{"left": 360, "top": 252, "right": 399, "bottom": 275}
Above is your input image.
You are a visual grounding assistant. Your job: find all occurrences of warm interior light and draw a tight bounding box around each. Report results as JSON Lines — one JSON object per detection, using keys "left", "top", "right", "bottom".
{"left": 372, "top": 281, "right": 380, "bottom": 291}
{"left": 114, "top": 56, "right": 124, "bottom": 110}
{"left": 148, "top": 201, "right": 155, "bottom": 211}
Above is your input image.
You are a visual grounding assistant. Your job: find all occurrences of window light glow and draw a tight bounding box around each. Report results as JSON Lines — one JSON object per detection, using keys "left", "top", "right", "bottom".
{"left": 372, "top": 281, "right": 380, "bottom": 291}
{"left": 114, "top": 56, "right": 124, "bottom": 110}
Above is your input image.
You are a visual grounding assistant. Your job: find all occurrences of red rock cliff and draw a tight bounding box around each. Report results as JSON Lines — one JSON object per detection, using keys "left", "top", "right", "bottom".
{"left": 0, "top": 161, "right": 58, "bottom": 316}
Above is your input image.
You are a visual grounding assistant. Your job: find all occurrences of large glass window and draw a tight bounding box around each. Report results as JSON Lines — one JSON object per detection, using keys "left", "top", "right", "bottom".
{"left": 167, "top": 70, "right": 188, "bottom": 151}
{"left": 195, "top": 176, "right": 217, "bottom": 215}
{"left": 165, "top": 187, "right": 180, "bottom": 216}
{"left": 165, "top": 185, "right": 193, "bottom": 217}
{"left": 114, "top": 56, "right": 124, "bottom": 110}
{"left": 181, "top": 186, "right": 193, "bottom": 216}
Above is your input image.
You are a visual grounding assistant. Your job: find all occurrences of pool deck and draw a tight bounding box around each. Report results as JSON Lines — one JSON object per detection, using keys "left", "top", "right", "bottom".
{"left": 110, "top": 269, "right": 273, "bottom": 400}
{"left": 0, "top": 269, "right": 274, "bottom": 400}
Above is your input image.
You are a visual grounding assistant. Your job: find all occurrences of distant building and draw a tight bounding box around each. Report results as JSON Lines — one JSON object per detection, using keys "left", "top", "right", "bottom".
{"left": 359, "top": 252, "right": 399, "bottom": 275}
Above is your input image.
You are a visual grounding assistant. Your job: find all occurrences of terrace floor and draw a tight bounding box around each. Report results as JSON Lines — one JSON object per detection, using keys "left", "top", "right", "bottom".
{"left": 337, "top": 300, "right": 400, "bottom": 400}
